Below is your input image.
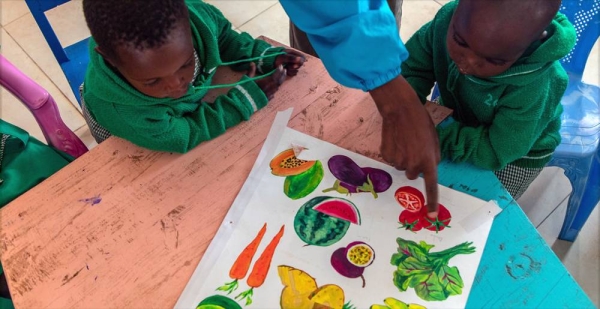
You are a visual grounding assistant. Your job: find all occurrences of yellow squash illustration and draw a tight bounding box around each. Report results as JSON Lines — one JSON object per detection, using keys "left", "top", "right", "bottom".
{"left": 370, "top": 297, "right": 427, "bottom": 309}
{"left": 278, "top": 265, "right": 349, "bottom": 309}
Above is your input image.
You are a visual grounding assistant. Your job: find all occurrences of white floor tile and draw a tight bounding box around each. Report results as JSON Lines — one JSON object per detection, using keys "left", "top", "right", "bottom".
{"left": 537, "top": 202, "right": 600, "bottom": 307}
{"left": 237, "top": 3, "right": 290, "bottom": 46}
{"left": 45, "top": 0, "right": 90, "bottom": 48}
{"left": 74, "top": 124, "right": 97, "bottom": 150}
{"left": 1, "top": 0, "right": 29, "bottom": 27}
{"left": 4, "top": 13, "right": 79, "bottom": 109}
{"left": 1, "top": 27, "right": 85, "bottom": 143}
{"left": 517, "top": 166, "right": 572, "bottom": 227}
{"left": 205, "top": 0, "right": 277, "bottom": 29}
{"left": 400, "top": 0, "right": 442, "bottom": 41}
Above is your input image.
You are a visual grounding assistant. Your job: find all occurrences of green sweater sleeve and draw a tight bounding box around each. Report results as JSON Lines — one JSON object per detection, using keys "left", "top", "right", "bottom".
{"left": 200, "top": 2, "right": 284, "bottom": 73}
{"left": 106, "top": 76, "right": 268, "bottom": 153}
{"left": 437, "top": 79, "right": 559, "bottom": 171}
{"left": 401, "top": 20, "right": 436, "bottom": 103}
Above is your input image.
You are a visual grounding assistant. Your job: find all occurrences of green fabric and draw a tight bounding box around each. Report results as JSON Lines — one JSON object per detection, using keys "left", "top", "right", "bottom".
{"left": 401, "top": 1, "right": 576, "bottom": 170}
{"left": 83, "top": 0, "right": 284, "bottom": 153}
{"left": 0, "top": 263, "right": 12, "bottom": 309}
{"left": 0, "top": 120, "right": 72, "bottom": 207}
{"left": 0, "top": 296, "right": 13, "bottom": 309}
{"left": 0, "top": 120, "right": 72, "bottom": 306}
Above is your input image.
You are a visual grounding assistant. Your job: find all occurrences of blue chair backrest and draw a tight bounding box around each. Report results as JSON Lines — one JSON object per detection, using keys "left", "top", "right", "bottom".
{"left": 560, "top": 0, "right": 600, "bottom": 76}
{"left": 24, "top": 0, "right": 72, "bottom": 64}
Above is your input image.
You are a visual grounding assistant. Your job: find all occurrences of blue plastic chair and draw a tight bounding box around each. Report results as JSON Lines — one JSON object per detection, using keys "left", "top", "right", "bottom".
{"left": 430, "top": 0, "right": 599, "bottom": 242}
{"left": 24, "top": 0, "right": 90, "bottom": 105}
{"left": 547, "top": 0, "right": 600, "bottom": 242}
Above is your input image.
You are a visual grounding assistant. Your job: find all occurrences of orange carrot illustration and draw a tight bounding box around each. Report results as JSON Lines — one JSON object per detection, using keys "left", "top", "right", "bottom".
{"left": 235, "top": 225, "right": 285, "bottom": 306}
{"left": 217, "top": 223, "right": 267, "bottom": 294}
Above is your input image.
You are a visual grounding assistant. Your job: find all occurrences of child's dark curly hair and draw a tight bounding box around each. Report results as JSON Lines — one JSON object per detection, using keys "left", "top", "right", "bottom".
{"left": 83, "top": 0, "right": 189, "bottom": 62}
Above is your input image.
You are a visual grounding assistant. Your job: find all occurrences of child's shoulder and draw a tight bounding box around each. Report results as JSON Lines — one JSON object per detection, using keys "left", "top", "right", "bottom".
{"left": 436, "top": 1, "right": 458, "bottom": 19}
{"left": 186, "top": 0, "right": 223, "bottom": 17}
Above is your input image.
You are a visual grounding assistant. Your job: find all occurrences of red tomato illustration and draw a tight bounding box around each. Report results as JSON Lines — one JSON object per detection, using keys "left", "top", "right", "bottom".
{"left": 421, "top": 204, "right": 452, "bottom": 232}
{"left": 394, "top": 186, "right": 425, "bottom": 213}
{"left": 398, "top": 210, "right": 424, "bottom": 232}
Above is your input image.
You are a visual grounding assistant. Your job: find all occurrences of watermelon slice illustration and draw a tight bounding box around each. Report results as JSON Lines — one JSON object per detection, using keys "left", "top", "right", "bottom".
{"left": 313, "top": 198, "right": 361, "bottom": 225}
{"left": 294, "top": 196, "right": 361, "bottom": 247}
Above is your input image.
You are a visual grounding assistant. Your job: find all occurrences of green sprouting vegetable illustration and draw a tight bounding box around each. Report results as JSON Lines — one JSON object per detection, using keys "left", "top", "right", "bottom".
{"left": 390, "top": 238, "right": 475, "bottom": 301}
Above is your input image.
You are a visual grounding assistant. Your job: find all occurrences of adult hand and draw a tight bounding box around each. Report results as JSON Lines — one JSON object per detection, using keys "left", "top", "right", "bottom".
{"left": 370, "top": 75, "right": 441, "bottom": 217}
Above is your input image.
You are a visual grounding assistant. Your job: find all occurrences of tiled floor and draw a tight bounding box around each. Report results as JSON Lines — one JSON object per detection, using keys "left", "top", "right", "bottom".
{"left": 1, "top": 0, "right": 598, "bottom": 306}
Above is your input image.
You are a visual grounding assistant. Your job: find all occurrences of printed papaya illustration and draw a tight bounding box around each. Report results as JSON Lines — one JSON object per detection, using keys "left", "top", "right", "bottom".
{"left": 270, "top": 148, "right": 316, "bottom": 176}
{"left": 284, "top": 161, "right": 324, "bottom": 200}
{"left": 278, "top": 265, "right": 355, "bottom": 309}
{"left": 323, "top": 155, "right": 392, "bottom": 199}
{"left": 270, "top": 148, "right": 324, "bottom": 200}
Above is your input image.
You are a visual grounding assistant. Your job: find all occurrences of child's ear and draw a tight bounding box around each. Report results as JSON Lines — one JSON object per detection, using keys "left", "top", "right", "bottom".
{"left": 94, "top": 46, "right": 118, "bottom": 67}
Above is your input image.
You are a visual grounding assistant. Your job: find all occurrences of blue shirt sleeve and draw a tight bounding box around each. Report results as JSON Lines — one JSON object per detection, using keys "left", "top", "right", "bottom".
{"left": 279, "top": 0, "right": 409, "bottom": 91}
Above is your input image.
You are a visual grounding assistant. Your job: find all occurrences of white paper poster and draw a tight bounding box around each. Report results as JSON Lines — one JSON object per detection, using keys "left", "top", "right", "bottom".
{"left": 175, "top": 110, "right": 500, "bottom": 309}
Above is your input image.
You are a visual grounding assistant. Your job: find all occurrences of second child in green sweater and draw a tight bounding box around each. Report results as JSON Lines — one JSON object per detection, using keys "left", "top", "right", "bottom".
{"left": 81, "top": 0, "right": 305, "bottom": 153}
{"left": 401, "top": 0, "right": 576, "bottom": 199}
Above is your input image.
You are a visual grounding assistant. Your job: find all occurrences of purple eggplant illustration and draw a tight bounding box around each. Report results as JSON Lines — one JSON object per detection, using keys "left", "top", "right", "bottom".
{"left": 323, "top": 155, "right": 392, "bottom": 199}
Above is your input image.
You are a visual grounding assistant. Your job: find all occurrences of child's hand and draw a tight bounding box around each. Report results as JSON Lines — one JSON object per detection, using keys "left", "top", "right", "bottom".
{"left": 248, "top": 62, "right": 286, "bottom": 100}
{"left": 274, "top": 49, "right": 306, "bottom": 76}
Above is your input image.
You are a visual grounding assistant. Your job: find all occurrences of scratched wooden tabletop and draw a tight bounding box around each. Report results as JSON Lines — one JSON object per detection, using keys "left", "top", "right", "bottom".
{"left": 0, "top": 38, "right": 593, "bottom": 308}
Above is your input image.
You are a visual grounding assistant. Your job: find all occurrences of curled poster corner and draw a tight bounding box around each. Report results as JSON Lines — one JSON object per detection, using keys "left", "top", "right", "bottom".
{"left": 458, "top": 200, "right": 502, "bottom": 233}
{"left": 292, "top": 143, "right": 317, "bottom": 161}
{"left": 291, "top": 144, "right": 307, "bottom": 157}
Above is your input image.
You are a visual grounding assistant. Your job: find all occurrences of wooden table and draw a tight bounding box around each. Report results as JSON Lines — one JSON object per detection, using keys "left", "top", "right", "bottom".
{"left": 0, "top": 38, "right": 594, "bottom": 308}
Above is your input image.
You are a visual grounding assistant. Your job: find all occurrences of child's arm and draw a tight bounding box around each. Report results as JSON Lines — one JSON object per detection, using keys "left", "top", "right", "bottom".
{"left": 401, "top": 21, "right": 436, "bottom": 103}
{"left": 437, "top": 81, "right": 562, "bottom": 171}
{"left": 102, "top": 76, "right": 270, "bottom": 153}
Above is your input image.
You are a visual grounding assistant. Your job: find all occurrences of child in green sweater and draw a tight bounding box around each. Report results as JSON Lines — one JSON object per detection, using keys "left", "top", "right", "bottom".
{"left": 81, "top": 0, "right": 305, "bottom": 153}
{"left": 401, "top": 0, "right": 576, "bottom": 199}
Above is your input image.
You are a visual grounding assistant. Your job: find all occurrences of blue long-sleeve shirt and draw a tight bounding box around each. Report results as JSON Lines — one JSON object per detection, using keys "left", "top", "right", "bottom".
{"left": 279, "top": 0, "right": 409, "bottom": 91}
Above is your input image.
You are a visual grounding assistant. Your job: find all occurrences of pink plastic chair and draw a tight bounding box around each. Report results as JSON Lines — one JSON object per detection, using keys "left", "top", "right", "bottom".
{"left": 0, "top": 54, "right": 88, "bottom": 158}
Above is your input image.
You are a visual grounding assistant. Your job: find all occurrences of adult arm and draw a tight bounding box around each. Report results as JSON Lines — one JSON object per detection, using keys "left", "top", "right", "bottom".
{"left": 280, "top": 0, "right": 440, "bottom": 215}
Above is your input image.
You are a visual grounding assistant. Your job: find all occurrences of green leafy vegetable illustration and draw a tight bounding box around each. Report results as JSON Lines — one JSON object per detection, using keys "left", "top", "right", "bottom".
{"left": 390, "top": 237, "right": 475, "bottom": 301}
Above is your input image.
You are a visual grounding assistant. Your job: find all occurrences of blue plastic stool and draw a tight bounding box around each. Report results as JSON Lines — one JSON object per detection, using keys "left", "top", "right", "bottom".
{"left": 24, "top": 0, "right": 90, "bottom": 105}
{"left": 547, "top": 0, "right": 600, "bottom": 241}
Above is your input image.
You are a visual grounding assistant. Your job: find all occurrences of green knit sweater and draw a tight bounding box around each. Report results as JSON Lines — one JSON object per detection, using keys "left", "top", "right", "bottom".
{"left": 401, "top": 1, "right": 576, "bottom": 170}
{"left": 83, "top": 1, "right": 284, "bottom": 153}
